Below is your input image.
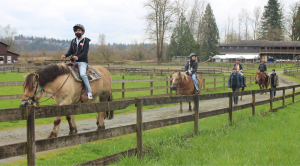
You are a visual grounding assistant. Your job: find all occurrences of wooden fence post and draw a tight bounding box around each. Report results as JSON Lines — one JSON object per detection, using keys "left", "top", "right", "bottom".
{"left": 252, "top": 90, "right": 255, "bottom": 116}
{"left": 25, "top": 105, "right": 35, "bottom": 166}
{"left": 269, "top": 89, "right": 273, "bottom": 112}
{"left": 214, "top": 78, "right": 216, "bottom": 90}
{"left": 170, "top": 75, "right": 173, "bottom": 95}
{"left": 194, "top": 95, "right": 199, "bottom": 135}
{"left": 135, "top": 99, "right": 143, "bottom": 160}
{"left": 203, "top": 79, "right": 205, "bottom": 90}
{"left": 292, "top": 87, "right": 295, "bottom": 104}
{"left": 166, "top": 77, "right": 168, "bottom": 94}
{"left": 283, "top": 87, "right": 285, "bottom": 107}
{"left": 223, "top": 77, "right": 225, "bottom": 88}
{"left": 122, "top": 75, "right": 125, "bottom": 99}
{"left": 228, "top": 93, "right": 233, "bottom": 123}
{"left": 150, "top": 76, "right": 153, "bottom": 96}
{"left": 161, "top": 70, "right": 163, "bottom": 76}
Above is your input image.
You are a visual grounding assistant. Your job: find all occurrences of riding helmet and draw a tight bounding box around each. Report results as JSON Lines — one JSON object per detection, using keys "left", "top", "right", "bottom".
{"left": 189, "top": 53, "right": 197, "bottom": 59}
{"left": 73, "top": 24, "right": 85, "bottom": 32}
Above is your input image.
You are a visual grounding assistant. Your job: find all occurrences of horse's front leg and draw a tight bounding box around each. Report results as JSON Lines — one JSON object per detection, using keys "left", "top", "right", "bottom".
{"left": 49, "top": 116, "right": 62, "bottom": 138}
{"left": 96, "top": 112, "right": 106, "bottom": 130}
{"left": 66, "top": 115, "right": 78, "bottom": 135}
{"left": 180, "top": 102, "right": 183, "bottom": 113}
{"left": 188, "top": 102, "right": 192, "bottom": 111}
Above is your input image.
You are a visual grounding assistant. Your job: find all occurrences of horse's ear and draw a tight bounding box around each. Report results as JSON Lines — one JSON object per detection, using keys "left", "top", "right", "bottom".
{"left": 22, "top": 75, "right": 28, "bottom": 79}
{"left": 34, "top": 74, "right": 39, "bottom": 81}
{"left": 173, "top": 71, "right": 175, "bottom": 74}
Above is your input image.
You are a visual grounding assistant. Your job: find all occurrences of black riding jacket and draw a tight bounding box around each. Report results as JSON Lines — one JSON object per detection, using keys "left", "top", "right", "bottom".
{"left": 185, "top": 60, "right": 198, "bottom": 74}
{"left": 65, "top": 37, "right": 91, "bottom": 63}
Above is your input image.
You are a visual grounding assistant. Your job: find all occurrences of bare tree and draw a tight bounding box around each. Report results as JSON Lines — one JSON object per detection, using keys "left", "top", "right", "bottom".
{"left": 97, "top": 34, "right": 114, "bottom": 61}
{"left": 41, "top": 47, "right": 47, "bottom": 57}
{"left": 0, "top": 24, "right": 17, "bottom": 51}
{"left": 187, "top": 0, "right": 206, "bottom": 41}
{"left": 286, "top": 2, "right": 299, "bottom": 41}
{"left": 238, "top": 12, "right": 243, "bottom": 41}
{"left": 144, "top": 0, "right": 174, "bottom": 65}
{"left": 250, "top": 6, "right": 262, "bottom": 40}
{"left": 240, "top": 8, "right": 251, "bottom": 40}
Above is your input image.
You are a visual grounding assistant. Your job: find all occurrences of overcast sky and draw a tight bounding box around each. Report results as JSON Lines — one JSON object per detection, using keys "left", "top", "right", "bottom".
{"left": 0, "top": 0, "right": 296, "bottom": 44}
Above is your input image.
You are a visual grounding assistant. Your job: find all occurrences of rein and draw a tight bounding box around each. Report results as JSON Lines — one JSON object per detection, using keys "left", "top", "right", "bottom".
{"left": 178, "top": 75, "right": 192, "bottom": 90}
{"left": 23, "top": 72, "right": 72, "bottom": 104}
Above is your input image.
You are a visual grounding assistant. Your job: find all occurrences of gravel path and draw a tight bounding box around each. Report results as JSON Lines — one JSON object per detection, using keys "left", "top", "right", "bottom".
{"left": 0, "top": 71, "right": 297, "bottom": 164}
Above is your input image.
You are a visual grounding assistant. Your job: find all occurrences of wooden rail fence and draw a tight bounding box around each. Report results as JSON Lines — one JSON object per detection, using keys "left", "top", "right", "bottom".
{"left": 284, "top": 67, "right": 300, "bottom": 78}
{"left": 0, "top": 75, "right": 256, "bottom": 101}
{"left": 0, "top": 84, "right": 299, "bottom": 165}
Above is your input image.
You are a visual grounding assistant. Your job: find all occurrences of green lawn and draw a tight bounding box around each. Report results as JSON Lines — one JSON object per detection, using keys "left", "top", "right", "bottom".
{"left": 6, "top": 91, "right": 300, "bottom": 165}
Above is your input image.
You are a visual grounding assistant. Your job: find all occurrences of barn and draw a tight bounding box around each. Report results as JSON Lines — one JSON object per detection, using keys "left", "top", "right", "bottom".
{"left": 0, "top": 42, "right": 20, "bottom": 64}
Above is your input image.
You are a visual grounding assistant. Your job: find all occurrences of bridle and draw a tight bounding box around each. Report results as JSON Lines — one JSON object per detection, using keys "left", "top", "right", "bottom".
{"left": 22, "top": 72, "right": 71, "bottom": 105}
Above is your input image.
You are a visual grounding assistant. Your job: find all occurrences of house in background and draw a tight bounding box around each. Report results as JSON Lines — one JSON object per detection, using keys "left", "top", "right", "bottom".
{"left": 219, "top": 40, "right": 300, "bottom": 62}
{"left": 0, "top": 42, "right": 20, "bottom": 64}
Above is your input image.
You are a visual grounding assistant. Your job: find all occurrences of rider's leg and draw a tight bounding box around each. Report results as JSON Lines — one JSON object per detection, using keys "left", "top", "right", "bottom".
{"left": 192, "top": 74, "right": 199, "bottom": 92}
{"left": 77, "top": 62, "right": 92, "bottom": 99}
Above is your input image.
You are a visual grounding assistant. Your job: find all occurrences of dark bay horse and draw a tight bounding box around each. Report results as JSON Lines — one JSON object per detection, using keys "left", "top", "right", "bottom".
{"left": 21, "top": 63, "right": 113, "bottom": 138}
{"left": 255, "top": 71, "right": 269, "bottom": 94}
{"left": 170, "top": 71, "right": 203, "bottom": 113}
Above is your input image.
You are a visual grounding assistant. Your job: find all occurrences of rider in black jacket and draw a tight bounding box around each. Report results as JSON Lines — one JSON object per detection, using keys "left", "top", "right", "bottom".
{"left": 185, "top": 53, "right": 199, "bottom": 93}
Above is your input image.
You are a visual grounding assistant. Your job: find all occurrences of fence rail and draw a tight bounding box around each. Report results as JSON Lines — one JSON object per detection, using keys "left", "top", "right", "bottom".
{"left": 0, "top": 75, "right": 256, "bottom": 101}
{"left": 0, "top": 84, "right": 300, "bottom": 165}
{"left": 284, "top": 67, "right": 300, "bottom": 78}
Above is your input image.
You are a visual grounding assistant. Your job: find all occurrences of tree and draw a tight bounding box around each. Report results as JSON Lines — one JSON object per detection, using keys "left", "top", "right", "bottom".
{"left": 289, "top": 2, "right": 300, "bottom": 41}
{"left": 144, "top": 0, "right": 174, "bottom": 65}
{"left": 0, "top": 24, "right": 17, "bottom": 51}
{"left": 97, "top": 34, "right": 114, "bottom": 61}
{"left": 250, "top": 6, "right": 262, "bottom": 40}
{"left": 166, "top": 13, "right": 199, "bottom": 60}
{"left": 198, "top": 4, "right": 219, "bottom": 59}
{"left": 258, "top": 0, "right": 284, "bottom": 41}
{"left": 129, "top": 41, "right": 147, "bottom": 61}
{"left": 240, "top": 8, "right": 251, "bottom": 40}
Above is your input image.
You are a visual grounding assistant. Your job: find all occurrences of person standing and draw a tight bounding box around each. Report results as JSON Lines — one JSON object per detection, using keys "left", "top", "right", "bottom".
{"left": 234, "top": 58, "right": 243, "bottom": 72}
{"left": 228, "top": 67, "right": 243, "bottom": 106}
{"left": 268, "top": 69, "right": 279, "bottom": 97}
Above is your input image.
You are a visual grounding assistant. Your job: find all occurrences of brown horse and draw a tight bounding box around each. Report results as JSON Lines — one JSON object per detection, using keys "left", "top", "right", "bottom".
{"left": 170, "top": 71, "right": 203, "bottom": 113}
{"left": 255, "top": 71, "right": 269, "bottom": 94}
{"left": 21, "top": 63, "right": 113, "bottom": 138}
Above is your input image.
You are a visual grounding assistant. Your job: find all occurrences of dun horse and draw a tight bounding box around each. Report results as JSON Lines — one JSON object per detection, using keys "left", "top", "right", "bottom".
{"left": 170, "top": 71, "right": 203, "bottom": 113}
{"left": 21, "top": 63, "right": 113, "bottom": 138}
{"left": 255, "top": 71, "right": 269, "bottom": 94}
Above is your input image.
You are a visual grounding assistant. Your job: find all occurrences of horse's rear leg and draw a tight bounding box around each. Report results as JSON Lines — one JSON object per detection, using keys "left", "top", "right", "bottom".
{"left": 188, "top": 102, "right": 192, "bottom": 111}
{"left": 48, "top": 116, "right": 62, "bottom": 138}
{"left": 66, "top": 115, "right": 77, "bottom": 135}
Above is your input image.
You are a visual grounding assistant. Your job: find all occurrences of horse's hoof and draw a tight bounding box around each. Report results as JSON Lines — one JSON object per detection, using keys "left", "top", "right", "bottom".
{"left": 108, "top": 116, "right": 113, "bottom": 120}
{"left": 69, "top": 129, "right": 77, "bottom": 135}
{"left": 48, "top": 132, "right": 57, "bottom": 139}
{"left": 97, "top": 125, "right": 105, "bottom": 130}
{"left": 188, "top": 109, "right": 192, "bottom": 112}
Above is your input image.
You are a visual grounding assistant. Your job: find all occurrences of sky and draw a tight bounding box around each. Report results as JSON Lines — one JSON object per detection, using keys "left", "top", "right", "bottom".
{"left": 0, "top": 0, "right": 296, "bottom": 44}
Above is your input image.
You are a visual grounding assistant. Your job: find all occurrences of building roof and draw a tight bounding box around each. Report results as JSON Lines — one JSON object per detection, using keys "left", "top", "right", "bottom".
{"left": 213, "top": 54, "right": 260, "bottom": 60}
{"left": 262, "top": 41, "right": 300, "bottom": 47}
{"left": 220, "top": 40, "right": 268, "bottom": 47}
{"left": 7, "top": 51, "right": 20, "bottom": 57}
{"left": 0, "top": 41, "right": 9, "bottom": 47}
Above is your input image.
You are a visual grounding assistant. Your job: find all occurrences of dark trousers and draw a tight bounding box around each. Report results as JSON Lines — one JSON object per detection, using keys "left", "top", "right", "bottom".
{"left": 232, "top": 87, "right": 239, "bottom": 104}
{"left": 271, "top": 84, "right": 276, "bottom": 96}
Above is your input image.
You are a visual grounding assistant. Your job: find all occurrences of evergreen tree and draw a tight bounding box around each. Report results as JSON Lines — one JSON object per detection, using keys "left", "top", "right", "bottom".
{"left": 199, "top": 4, "right": 220, "bottom": 60}
{"left": 166, "top": 13, "right": 200, "bottom": 61}
{"left": 258, "top": 0, "right": 284, "bottom": 41}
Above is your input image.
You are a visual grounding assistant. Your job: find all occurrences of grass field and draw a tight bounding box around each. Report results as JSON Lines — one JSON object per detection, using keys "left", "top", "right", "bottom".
{"left": 5, "top": 91, "right": 300, "bottom": 165}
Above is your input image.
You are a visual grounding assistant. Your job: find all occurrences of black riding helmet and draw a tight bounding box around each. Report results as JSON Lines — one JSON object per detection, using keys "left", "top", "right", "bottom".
{"left": 73, "top": 24, "right": 85, "bottom": 33}
{"left": 189, "top": 53, "right": 197, "bottom": 59}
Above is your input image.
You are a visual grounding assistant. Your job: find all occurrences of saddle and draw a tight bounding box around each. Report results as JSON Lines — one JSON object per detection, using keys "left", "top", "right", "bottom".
{"left": 66, "top": 62, "right": 100, "bottom": 102}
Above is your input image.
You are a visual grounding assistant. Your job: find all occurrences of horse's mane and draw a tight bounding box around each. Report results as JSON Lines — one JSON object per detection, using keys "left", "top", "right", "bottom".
{"left": 179, "top": 72, "right": 189, "bottom": 82}
{"left": 24, "top": 63, "right": 70, "bottom": 91}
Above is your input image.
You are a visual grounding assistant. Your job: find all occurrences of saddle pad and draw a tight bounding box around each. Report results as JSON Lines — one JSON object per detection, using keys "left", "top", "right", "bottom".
{"left": 69, "top": 66, "right": 102, "bottom": 82}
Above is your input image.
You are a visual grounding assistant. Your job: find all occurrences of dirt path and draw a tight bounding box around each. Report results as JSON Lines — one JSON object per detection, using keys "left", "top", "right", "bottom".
{"left": 0, "top": 71, "right": 297, "bottom": 164}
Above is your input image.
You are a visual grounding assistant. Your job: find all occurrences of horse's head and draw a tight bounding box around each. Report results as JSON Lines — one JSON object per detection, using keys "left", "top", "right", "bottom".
{"left": 20, "top": 73, "right": 43, "bottom": 107}
{"left": 170, "top": 71, "right": 188, "bottom": 90}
